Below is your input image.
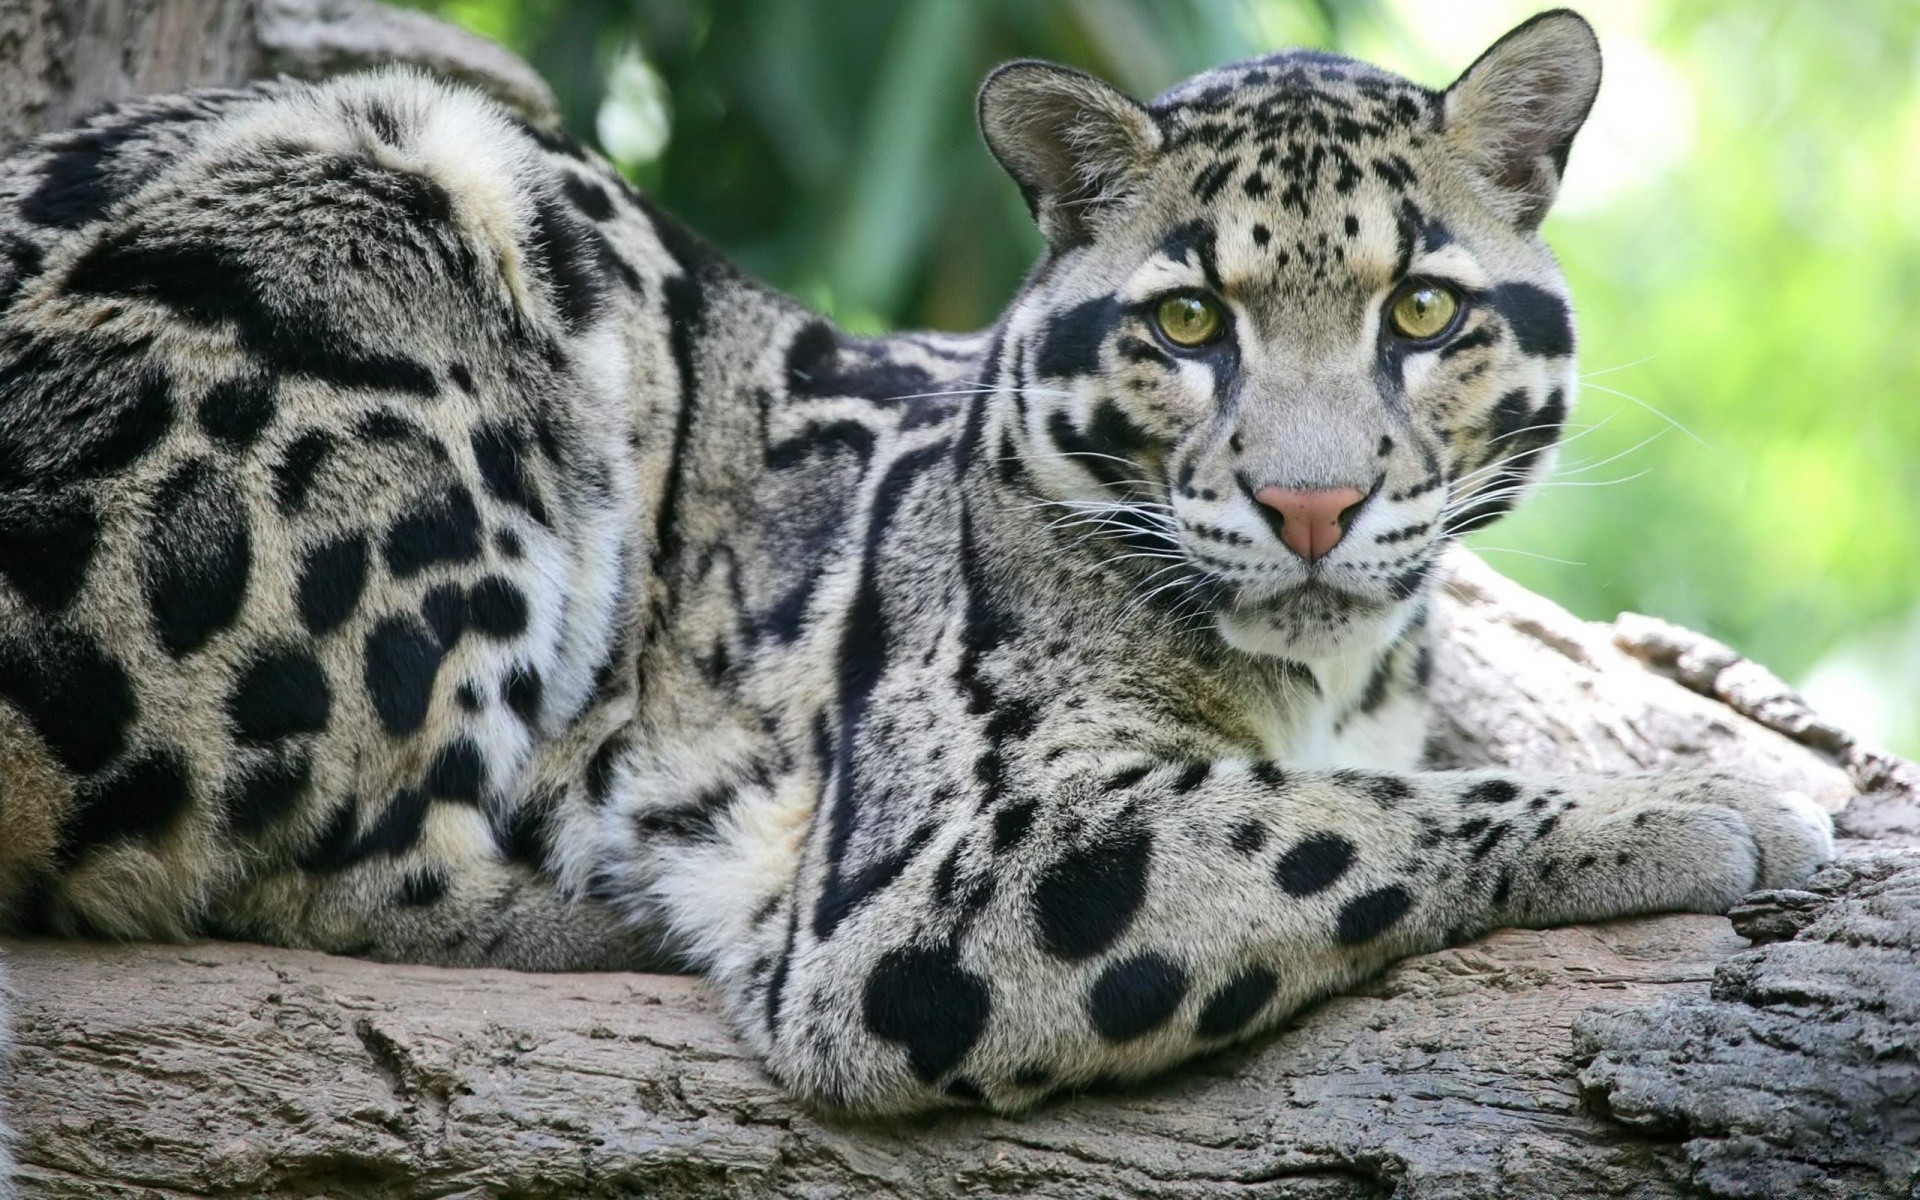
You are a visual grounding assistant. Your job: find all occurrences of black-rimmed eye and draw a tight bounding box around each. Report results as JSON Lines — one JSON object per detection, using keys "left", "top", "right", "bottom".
{"left": 1154, "top": 293, "right": 1226, "bottom": 348}
{"left": 1387, "top": 281, "right": 1462, "bottom": 341}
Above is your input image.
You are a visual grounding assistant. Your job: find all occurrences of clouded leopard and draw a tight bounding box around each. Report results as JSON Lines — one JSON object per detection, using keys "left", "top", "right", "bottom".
{"left": 0, "top": 8, "right": 1832, "bottom": 1121}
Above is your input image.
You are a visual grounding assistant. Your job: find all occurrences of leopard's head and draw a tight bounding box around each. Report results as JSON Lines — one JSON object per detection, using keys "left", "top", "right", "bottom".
{"left": 981, "top": 10, "right": 1600, "bottom": 659}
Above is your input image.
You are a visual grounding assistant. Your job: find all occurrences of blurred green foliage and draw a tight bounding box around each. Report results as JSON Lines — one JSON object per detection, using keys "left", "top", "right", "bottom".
{"left": 401, "top": 0, "right": 1920, "bottom": 753}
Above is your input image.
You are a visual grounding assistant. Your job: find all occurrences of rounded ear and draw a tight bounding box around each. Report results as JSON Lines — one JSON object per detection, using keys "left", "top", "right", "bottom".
{"left": 977, "top": 60, "right": 1161, "bottom": 248}
{"left": 1443, "top": 9, "right": 1602, "bottom": 230}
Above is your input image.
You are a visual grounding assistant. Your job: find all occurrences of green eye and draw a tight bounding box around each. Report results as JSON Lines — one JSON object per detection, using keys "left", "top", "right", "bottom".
{"left": 1154, "top": 293, "right": 1226, "bottom": 348}
{"left": 1388, "top": 282, "right": 1461, "bottom": 341}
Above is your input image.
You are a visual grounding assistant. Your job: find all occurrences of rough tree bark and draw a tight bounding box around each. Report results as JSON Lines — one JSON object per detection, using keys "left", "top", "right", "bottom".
{"left": 1, "top": 5, "right": 1916, "bottom": 1197}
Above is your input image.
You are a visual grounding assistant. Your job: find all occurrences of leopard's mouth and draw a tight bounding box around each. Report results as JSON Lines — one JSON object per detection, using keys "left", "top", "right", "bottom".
{"left": 1172, "top": 554, "right": 1386, "bottom": 621}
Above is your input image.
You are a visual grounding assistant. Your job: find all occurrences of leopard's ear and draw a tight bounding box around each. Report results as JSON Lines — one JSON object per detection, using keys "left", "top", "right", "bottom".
{"left": 978, "top": 61, "right": 1160, "bottom": 249}
{"left": 1443, "top": 9, "right": 1602, "bottom": 231}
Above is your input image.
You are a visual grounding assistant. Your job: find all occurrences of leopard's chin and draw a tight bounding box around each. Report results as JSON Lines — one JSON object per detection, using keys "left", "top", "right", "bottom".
{"left": 1213, "top": 580, "right": 1407, "bottom": 660}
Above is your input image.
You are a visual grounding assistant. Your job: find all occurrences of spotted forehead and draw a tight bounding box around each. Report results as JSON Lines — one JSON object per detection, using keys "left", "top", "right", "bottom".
{"left": 1146, "top": 52, "right": 1443, "bottom": 218}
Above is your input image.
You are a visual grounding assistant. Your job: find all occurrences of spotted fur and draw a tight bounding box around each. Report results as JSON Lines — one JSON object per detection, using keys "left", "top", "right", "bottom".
{"left": 0, "top": 9, "right": 1831, "bottom": 1122}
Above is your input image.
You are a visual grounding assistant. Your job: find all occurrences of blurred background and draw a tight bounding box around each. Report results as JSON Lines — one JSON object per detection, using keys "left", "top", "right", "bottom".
{"left": 400, "top": 0, "right": 1920, "bottom": 755}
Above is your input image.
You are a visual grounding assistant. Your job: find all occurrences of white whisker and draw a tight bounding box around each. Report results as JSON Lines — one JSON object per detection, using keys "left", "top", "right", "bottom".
{"left": 1580, "top": 379, "right": 1713, "bottom": 452}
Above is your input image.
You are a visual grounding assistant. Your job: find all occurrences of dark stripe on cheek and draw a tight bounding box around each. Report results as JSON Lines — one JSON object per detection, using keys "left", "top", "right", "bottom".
{"left": 1116, "top": 336, "right": 1170, "bottom": 368}
{"left": 1033, "top": 295, "right": 1120, "bottom": 380}
{"left": 1487, "top": 283, "right": 1573, "bottom": 358}
{"left": 1044, "top": 401, "right": 1156, "bottom": 489}
{"left": 1487, "top": 389, "right": 1532, "bottom": 446}
{"left": 1438, "top": 326, "right": 1495, "bottom": 359}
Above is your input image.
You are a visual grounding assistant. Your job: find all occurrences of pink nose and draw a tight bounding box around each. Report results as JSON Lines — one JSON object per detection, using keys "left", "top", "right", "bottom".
{"left": 1253, "top": 485, "right": 1368, "bottom": 563}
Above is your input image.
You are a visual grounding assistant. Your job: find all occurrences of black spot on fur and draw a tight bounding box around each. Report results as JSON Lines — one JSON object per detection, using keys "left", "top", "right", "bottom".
{"left": 327, "top": 787, "right": 433, "bottom": 864}
{"left": 1088, "top": 952, "right": 1188, "bottom": 1041}
{"left": 1486, "top": 388, "right": 1532, "bottom": 447}
{"left": 1195, "top": 967, "right": 1278, "bottom": 1038}
{"left": 495, "top": 799, "right": 554, "bottom": 871}
{"left": 363, "top": 616, "right": 443, "bottom": 735}
{"left": 813, "top": 825, "right": 935, "bottom": 941}
{"left": 765, "top": 418, "right": 878, "bottom": 472}
{"left": 296, "top": 802, "right": 359, "bottom": 871}
{"left": 585, "top": 730, "right": 629, "bottom": 804}
{"left": 60, "top": 744, "right": 193, "bottom": 861}
{"left": 272, "top": 429, "right": 335, "bottom": 514}
{"left": 1012, "top": 1064, "right": 1054, "bottom": 1089}
{"left": 1251, "top": 761, "right": 1288, "bottom": 789}
{"left": 197, "top": 373, "right": 276, "bottom": 449}
{"left": 1033, "top": 295, "right": 1119, "bottom": 380}
{"left": 400, "top": 870, "right": 447, "bottom": 907}
{"left": 20, "top": 114, "right": 165, "bottom": 229}
{"left": 563, "top": 173, "right": 615, "bottom": 221}
{"left": 1045, "top": 409, "right": 1145, "bottom": 490}
{"left": 0, "top": 491, "right": 98, "bottom": 611}
{"left": 296, "top": 532, "right": 369, "bottom": 636}
{"left": 143, "top": 458, "right": 251, "bottom": 658}
{"left": 471, "top": 423, "right": 549, "bottom": 525}
{"left": 0, "top": 338, "right": 176, "bottom": 491}
{"left": 228, "top": 646, "right": 330, "bottom": 743}
{"left": 0, "top": 234, "right": 45, "bottom": 313}
{"left": 862, "top": 944, "right": 991, "bottom": 1082}
{"left": 1463, "top": 779, "right": 1520, "bottom": 807}
{"left": 1272, "top": 832, "right": 1355, "bottom": 896}
{"left": 0, "top": 624, "right": 136, "bottom": 774}
{"left": 1491, "top": 866, "right": 1514, "bottom": 907}
{"left": 421, "top": 583, "right": 467, "bottom": 649}
{"left": 1087, "top": 401, "right": 1153, "bottom": 459}
{"left": 503, "top": 666, "right": 543, "bottom": 724}
{"left": 1229, "top": 819, "right": 1267, "bottom": 856}
{"left": 65, "top": 225, "right": 439, "bottom": 396}
{"left": 1471, "top": 821, "right": 1511, "bottom": 860}
{"left": 467, "top": 576, "right": 528, "bottom": 638}
{"left": 1159, "top": 220, "right": 1222, "bottom": 290}
{"left": 529, "top": 191, "right": 611, "bottom": 331}
{"left": 993, "top": 798, "right": 1038, "bottom": 853}
{"left": 1363, "top": 774, "right": 1414, "bottom": 807}
{"left": 224, "top": 750, "right": 313, "bottom": 835}
{"left": 1335, "top": 883, "right": 1412, "bottom": 945}
{"left": 647, "top": 271, "right": 706, "bottom": 599}
{"left": 813, "top": 440, "right": 951, "bottom": 938}
{"left": 1032, "top": 825, "right": 1152, "bottom": 960}
{"left": 1439, "top": 325, "right": 1496, "bottom": 360}
{"left": 363, "top": 101, "right": 403, "bottom": 144}
{"left": 782, "top": 320, "right": 942, "bottom": 404}
{"left": 1171, "top": 762, "right": 1211, "bottom": 794}
{"left": 1487, "top": 283, "right": 1574, "bottom": 358}
{"left": 632, "top": 781, "right": 738, "bottom": 842}
{"left": 383, "top": 486, "right": 482, "bottom": 577}
{"left": 426, "top": 738, "right": 485, "bottom": 804}
{"left": 1191, "top": 158, "right": 1238, "bottom": 203}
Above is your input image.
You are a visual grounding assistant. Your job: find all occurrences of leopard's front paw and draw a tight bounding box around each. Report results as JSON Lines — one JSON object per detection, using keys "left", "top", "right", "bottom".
{"left": 1725, "top": 787, "right": 1836, "bottom": 890}
{"left": 1512, "top": 772, "right": 1839, "bottom": 925}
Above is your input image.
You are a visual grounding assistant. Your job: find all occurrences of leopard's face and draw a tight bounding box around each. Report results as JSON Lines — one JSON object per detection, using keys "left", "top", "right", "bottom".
{"left": 982, "top": 20, "right": 1600, "bottom": 659}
